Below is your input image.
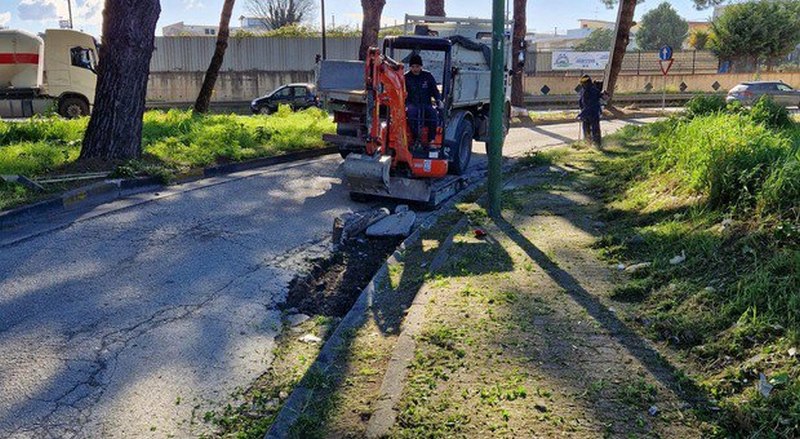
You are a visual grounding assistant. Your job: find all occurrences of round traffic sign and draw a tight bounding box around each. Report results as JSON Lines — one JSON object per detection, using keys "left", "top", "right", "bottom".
{"left": 659, "top": 45, "right": 673, "bottom": 61}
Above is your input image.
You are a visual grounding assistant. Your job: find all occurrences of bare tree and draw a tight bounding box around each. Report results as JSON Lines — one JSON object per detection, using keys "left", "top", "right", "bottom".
{"left": 511, "top": 0, "right": 526, "bottom": 107}
{"left": 425, "top": 0, "right": 445, "bottom": 16}
{"left": 246, "top": 0, "right": 315, "bottom": 29}
{"left": 195, "top": 0, "right": 236, "bottom": 113}
{"left": 359, "top": 0, "right": 386, "bottom": 60}
{"left": 79, "top": 0, "right": 161, "bottom": 160}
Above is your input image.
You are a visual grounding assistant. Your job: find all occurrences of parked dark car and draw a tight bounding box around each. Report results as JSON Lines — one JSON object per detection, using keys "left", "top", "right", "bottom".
{"left": 250, "top": 83, "right": 320, "bottom": 114}
{"left": 726, "top": 81, "right": 800, "bottom": 107}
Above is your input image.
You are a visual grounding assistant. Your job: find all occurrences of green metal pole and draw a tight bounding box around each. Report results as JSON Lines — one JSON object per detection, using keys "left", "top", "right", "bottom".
{"left": 488, "top": 0, "right": 506, "bottom": 218}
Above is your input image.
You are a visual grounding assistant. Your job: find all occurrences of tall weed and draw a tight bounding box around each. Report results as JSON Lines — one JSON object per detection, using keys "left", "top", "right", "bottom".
{"left": 653, "top": 114, "right": 792, "bottom": 208}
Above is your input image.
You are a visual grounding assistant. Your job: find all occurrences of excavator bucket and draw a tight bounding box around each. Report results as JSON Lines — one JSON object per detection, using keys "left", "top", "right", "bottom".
{"left": 342, "top": 154, "right": 392, "bottom": 194}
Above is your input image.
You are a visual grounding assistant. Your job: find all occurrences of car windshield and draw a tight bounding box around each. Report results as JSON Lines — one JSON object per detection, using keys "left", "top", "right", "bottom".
{"left": 731, "top": 84, "right": 748, "bottom": 93}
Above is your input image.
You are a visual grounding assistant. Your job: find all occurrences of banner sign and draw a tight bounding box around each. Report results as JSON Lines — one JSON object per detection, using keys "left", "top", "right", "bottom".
{"left": 551, "top": 51, "right": 610, "bottom": 70}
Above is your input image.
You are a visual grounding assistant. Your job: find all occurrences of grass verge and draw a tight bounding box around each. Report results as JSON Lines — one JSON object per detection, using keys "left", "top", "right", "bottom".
{"left": 544, "top": 97, "right": 800, "bottom": 437}
{"left": 0, "top": 106, "right": 334, "bottom": 211}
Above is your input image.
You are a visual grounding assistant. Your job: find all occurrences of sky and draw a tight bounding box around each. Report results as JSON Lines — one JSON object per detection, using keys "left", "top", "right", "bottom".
{"left": 0, "top": 0, "right": 719, "bottom": 38}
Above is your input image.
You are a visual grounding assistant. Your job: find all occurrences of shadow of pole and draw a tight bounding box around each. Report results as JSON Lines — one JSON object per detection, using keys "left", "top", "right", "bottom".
{"left": 493, "top": 215, "right": 711, "bottom": 408}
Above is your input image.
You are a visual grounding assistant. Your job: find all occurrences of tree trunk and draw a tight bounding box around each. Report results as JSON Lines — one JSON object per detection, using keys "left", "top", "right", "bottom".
{"left": 425, "top": 0, "right": 445, "bottom": 16}
{"left": 194, "top": 0, "right": 236, "bottom": 113}
{"left": 511, "top": 0, "right": 527, "bottom": 107}
{"left": 79, "top": 0, "right": 161, "bottom": 160}
{"left": 603, "top": 0, "right": 637, "bottom": 106}
{"left": 359, "top": 0, "right": 386, "bottom": 60}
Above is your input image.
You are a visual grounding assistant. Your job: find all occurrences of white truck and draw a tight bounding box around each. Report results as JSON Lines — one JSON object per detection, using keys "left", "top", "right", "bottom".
{"left": 0, "top": 29, "right": 98, "bottom": 118}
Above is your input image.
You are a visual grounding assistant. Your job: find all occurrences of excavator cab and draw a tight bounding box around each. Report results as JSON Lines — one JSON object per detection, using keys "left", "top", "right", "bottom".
{"left": 383, "top": 36, "right": 453, "bottom": 149}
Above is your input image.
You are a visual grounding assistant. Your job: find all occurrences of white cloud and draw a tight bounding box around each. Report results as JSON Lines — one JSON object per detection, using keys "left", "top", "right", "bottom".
{"left": 0, "top": 12, "right": 11, "bottom": 27}
{"left": 76, "top": 0, "right": 103, "bottom": 26}
{"left": 16, "top": 0, "right": 101, "bottom": 27}
{"left": 183, "top": 0, "right": 204, "bottom": 10}
{"left": 17, "top": 0, "right": 67, "bottom": 21}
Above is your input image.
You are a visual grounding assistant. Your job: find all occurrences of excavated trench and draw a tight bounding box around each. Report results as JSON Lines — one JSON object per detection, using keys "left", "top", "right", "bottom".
{"left": 282, "top": 234, "right": 403, "bottom": 318}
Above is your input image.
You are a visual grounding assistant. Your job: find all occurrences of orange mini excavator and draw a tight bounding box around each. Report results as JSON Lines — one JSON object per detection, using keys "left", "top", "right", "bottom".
{"left": 319, "top": 20, "right": 511, "bottom": 207}
{"left": 341, "top": 46, "right": 450, "bottom": 204}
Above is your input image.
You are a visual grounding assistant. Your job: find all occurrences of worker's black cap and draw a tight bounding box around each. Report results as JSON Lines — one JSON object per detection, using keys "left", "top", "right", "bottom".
{"left": 409, "top": 54, "right": 423, "bottom": 66}
{"left": 580, "top": 74, "right": 592, "bottom": 84}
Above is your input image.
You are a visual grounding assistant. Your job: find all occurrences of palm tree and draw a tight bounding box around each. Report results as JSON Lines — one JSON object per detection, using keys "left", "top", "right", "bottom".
{"left": 80, "top": 0, "right": 161, "bottom": 160}
{"left": 359, "top": 0, "right": 386, "bottom": 60}
{"left": 194, "top": 0, "right": 236, "bottom": 113}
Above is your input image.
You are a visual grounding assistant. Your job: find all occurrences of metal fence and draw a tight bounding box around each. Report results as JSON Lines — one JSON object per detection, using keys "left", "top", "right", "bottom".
{"left": 525, "top": 50, "right": 719, "bottom": 75}
{"left": 149, "top": 36, "right": 361, "bottom": 72}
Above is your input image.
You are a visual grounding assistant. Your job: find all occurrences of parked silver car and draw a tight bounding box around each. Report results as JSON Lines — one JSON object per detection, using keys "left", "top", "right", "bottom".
{"left": 726, "top": 81, "right": 800, "bottom": 107}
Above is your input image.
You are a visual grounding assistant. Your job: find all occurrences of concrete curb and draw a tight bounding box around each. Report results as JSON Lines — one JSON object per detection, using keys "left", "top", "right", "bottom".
{"left": 0, "top": 177, "right": 160, "bottom": 229}
{"left": 0, "top": 147, "right": 339, "bottom": 230}
{"left": 365, "top": 217, "right": 468, "bottom": 438}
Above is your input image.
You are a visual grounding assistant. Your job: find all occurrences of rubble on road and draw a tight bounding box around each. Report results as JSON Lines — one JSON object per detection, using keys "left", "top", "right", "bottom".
{"left": 366, "top": 210, "right": 416, "bottom": 237}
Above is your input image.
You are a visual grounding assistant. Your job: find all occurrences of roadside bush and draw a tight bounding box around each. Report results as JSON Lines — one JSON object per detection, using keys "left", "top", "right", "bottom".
{"left": 685, "top": 94, "right": 727, "bottom": 118}
{"left": 653, "top": 113, "right": 792, "bottom": 208}
{"left": 758, "top": 149, "right": 800, "bottom": 218}
{"left": 749, "top": 95, "right": 793, "bottom": 129}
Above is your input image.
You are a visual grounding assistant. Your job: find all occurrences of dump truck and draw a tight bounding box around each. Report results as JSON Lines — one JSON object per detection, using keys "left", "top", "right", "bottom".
{"left": 0, "top": 29, "right": 98, "bottom": 118}
{"left": 318, "top": 15, "right": 511, "bottom": 206}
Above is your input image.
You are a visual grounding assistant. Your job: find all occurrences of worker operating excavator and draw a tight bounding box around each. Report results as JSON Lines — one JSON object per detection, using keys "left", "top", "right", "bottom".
{"left": 405, "top": 54, "right": 444, "bottom": 147}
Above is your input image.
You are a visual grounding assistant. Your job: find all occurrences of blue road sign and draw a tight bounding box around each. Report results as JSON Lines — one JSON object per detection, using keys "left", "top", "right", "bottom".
{"left": 659, "top": 45, "right": 673, "bottom": 61}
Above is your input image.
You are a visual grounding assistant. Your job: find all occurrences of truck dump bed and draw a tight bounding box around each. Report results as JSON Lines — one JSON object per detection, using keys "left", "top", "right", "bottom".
{"left": 317, "top": 60, "right": 366, "bottom": 104}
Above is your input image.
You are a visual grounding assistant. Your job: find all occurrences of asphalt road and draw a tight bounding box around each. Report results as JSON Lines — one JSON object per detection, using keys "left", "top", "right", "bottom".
{"left": 0, "top": 118, "right": 649, "bottom": 438}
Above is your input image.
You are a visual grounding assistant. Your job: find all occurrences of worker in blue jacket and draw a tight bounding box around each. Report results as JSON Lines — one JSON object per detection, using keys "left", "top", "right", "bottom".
{"left": 578, "top": 74, "right": 603, "bottom": 146}
{"left": 405, "top": 54, "right": 443, "bottom": 146}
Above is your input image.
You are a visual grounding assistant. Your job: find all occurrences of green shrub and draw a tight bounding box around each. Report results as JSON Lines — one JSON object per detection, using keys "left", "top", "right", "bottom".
{"left": 758, "top": 148, "right": 800, "bottom": 218}
{"left": 748, "top": 95, "right": 793, "bottom": 129}
{"left": 653, "top": 113, "right": 792, "bottom": 208}
{"left": 685, "top": 94, "right": 727, "bottom": 118}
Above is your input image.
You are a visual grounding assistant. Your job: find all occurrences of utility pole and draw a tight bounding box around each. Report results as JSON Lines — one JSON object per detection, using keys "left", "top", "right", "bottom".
{"left": 67, "top": 0, "right": 74, "bottom": 28}
{"left": 488, "top": 0, "right": 506, "bottom": 218}
{"left": 320, "top": 0, "right": 327, "bottom": 59}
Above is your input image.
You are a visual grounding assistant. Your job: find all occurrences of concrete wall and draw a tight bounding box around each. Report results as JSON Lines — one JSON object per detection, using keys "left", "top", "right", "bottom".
{"left": 146, "top": 70, "right": 314, "bottom": 104}
{"left": 525, "top": 72, "right": 800, "bottom": 96}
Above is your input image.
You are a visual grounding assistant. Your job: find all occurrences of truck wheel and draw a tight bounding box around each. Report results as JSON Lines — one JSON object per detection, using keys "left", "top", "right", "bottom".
{"left": 449, "top": 118, "right": 474, "bottom": 175}
{"left": 58, "top": 97, "right": 90, "bottom": 118}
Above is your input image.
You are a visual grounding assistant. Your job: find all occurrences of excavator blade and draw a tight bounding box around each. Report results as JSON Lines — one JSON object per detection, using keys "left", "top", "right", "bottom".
{"left": 342, "top": 153, "right": 436, "bottom": 203}
{"left": 343, "top": 154, "right": 392, "bottom": 195}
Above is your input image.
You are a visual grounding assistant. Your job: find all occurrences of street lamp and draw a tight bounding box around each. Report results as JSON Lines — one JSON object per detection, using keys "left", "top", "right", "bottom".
{"left": 321, "top": 0, "right": 327, "bottom": 60}
{"left": 67, "top": 0, "right": 74, "bottom": 29}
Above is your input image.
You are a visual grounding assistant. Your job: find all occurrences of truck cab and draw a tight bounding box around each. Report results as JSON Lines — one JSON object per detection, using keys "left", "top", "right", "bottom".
{"left": 0, "top": 28, "right": 98, "bottom": 118}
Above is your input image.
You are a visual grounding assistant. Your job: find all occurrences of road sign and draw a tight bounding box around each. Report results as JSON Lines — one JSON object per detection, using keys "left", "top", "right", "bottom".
{"left": 659, "top": 45, "right": 673, "bottom": 61}
{"left": 659, "top": 59, "right": 674, "bottom": 76}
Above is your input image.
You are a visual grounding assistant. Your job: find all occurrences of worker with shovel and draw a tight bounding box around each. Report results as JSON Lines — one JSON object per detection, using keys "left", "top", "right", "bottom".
{"left": 577, "top": 74, "right": 603, "bottom": 146}
{"left": 405, "top": 54, "right": 444, "bottom": 147}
